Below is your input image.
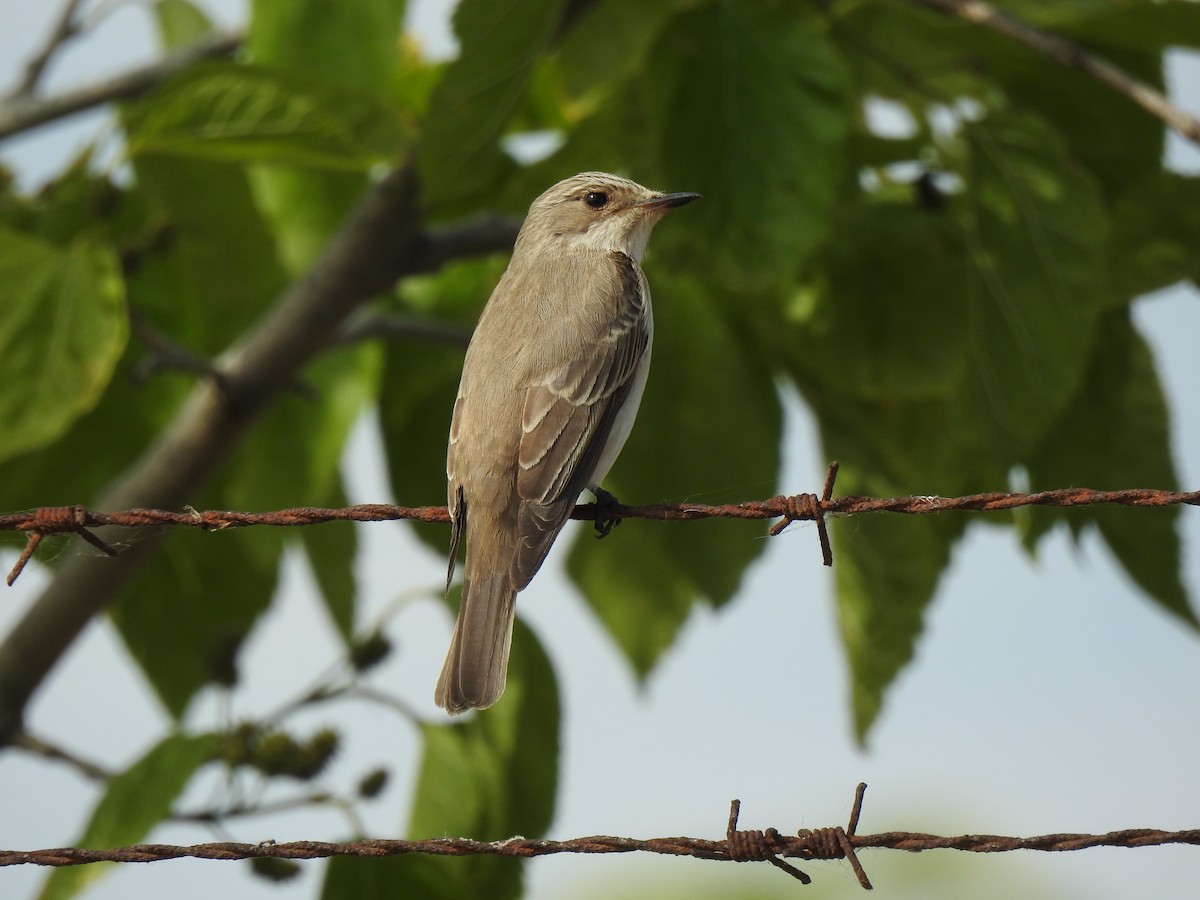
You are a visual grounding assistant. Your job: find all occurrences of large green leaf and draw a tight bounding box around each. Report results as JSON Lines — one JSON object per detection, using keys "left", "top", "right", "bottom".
{"left": 0, "top": 232, "right": 127, "bottom": 464}
{"left": 568, "top": 277, "right": 783, "bottom": 675}
{"left": 1022, "top": 310, "right": 1195, "bottom": 627}
{"left": 379, "top": 336, "right": 464, "bottom": 557}
{"left": 249, "top": 0, "right": 406, "bottom": 271}
{"left": 300, "top": 477, "right": 358, "bottom": 642}
{"left": 791, "top": 109, "right": 1111, "bottom": 738}
{"left": 831, "top": 466, "right": 962, "bottom": 743}
{"left": 982, "top": 30, "right": 1164, "bottom": 202}
{"left": 125, "top": 153, "right": 288, "bottom": 354}
{"left": 251, "top": 0, "right": 405, "bottom": 96}
{"left": 110, "top": 528, "right": 279, "bottom": 717}
{"left": 320, "top": 618, "right": 558, "bottom": 899}
{"left": 646, "top": 2, "right": 849, "bottom": 289}
{"left": 952, "top": 111, "right": 1109, "bottom": 460}
{"left": 125, "top": 62, "right": 407, "bottom": 171}
{"left": 795, "top": 202, "right": 971, "bottom": 402}
{"left": 379, "top": 257, "right": 505, "bottom": 556}
{"left": 152, "top": 0, "right": 214, "bottom": 50}
{"left": 220, "top": 343, "right": 381, "bottom": 513}
{"left": 553, "top": 0, "right": 686, "bottom": 100}
{"left": 39, "top": 732, "right": 218, "bottom": 900}
{"left": 1060, "top": 0, "right": 1200, "bottom": 51}
{"left": 418, "top": 0, "right": 565, "bottom": 210}
{"left": 834, "top": 0, "right": 997, "bottom": 104}
{"left": 1109, "top": 172, "right": 1200, "bottom": 298}
{"left": 992, "top": 0, "right": 1137, "bottom": 28}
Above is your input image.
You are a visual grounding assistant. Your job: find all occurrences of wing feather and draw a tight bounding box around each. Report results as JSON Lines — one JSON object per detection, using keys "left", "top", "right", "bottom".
{"left": 511, "top": 252, "right": 649, "bottom": 587}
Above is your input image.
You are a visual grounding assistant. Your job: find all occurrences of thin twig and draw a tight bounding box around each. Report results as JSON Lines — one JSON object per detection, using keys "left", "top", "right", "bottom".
{"left": 0, "top": 31, "right": 243, "bottom": 141}
{"left": 12, "top": 730, "right": 112, "bottom": 782}
{"left": 908, "top": 0, "right": 1200, "bottom": 146}
{"left": 128, "top": 308, "right": 230, "bottom": 388}
{"left": 172, "top": 792, "right": 336, "bottom": 825}
{"left": 5, "top": 0, "right": 87, "bottom": 100}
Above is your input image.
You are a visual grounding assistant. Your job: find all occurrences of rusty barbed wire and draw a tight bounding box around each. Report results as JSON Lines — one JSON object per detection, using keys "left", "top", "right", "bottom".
{"left": 3, "top": 785, "right": 1199, "bottom": 890}
{"left": 2, "top": 461, "right": 1197, "bottom": 585}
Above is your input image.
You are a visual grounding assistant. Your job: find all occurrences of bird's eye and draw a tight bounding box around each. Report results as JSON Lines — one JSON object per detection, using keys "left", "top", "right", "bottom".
{"left": 583, "top": 191, "right": 609, "bottom": 209}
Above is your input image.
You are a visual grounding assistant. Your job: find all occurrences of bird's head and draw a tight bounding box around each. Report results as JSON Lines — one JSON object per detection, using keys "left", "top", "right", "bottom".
{"left": 519, "top": 172, "right": 700, "bottom": 263}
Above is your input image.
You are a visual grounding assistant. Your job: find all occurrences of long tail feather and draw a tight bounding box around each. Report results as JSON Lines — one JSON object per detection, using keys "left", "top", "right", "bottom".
{"left": 434, "top": 573, "right": 517, "bottom": 714}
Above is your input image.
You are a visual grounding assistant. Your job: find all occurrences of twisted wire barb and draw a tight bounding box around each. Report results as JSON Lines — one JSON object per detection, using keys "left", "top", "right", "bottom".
{"left": 2, "top": 462, "right": 1197, "bottom": 585}
{"left": 3, "top": 785, "right": 1199, "bottom": 890}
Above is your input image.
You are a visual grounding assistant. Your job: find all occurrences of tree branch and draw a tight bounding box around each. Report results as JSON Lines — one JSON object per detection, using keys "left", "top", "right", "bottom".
{"left": 0, "top": 31, "right": 243, "bottom": 142}
{"left": 0, "top": 170, "right": 519, "bottom": 745}
{"left": 908, "top": 0, "right": 1200, "bottom": 147}
{"left": 4, "top": 0, "right": 86, "bottom": 101}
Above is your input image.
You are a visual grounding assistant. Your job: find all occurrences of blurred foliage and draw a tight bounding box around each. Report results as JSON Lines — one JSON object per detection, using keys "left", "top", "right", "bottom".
{"left": 2, "top": 0, "right": 1199, "bottom": 896}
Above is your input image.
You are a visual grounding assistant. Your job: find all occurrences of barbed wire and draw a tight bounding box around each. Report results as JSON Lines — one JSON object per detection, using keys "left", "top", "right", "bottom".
{"left": 3, "top": 785, "right": 1198, "bottom": 890}
{"left": 2, "top": 462, "right": 1197, "bottom": 586}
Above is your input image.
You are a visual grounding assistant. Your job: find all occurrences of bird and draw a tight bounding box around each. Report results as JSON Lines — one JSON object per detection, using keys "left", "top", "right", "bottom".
{"left": 435, "top": 172, "right": 700, "bottom": 714}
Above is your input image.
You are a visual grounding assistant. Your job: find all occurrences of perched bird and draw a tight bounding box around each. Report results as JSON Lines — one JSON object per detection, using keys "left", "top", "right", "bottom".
{"left": 436, "top": 172, "right": 700, "bottom": 714}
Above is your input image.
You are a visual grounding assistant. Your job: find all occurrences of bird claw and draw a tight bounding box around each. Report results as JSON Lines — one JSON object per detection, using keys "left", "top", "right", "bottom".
{"left": 592, "top": 488, "right": 622, "bottom": 539}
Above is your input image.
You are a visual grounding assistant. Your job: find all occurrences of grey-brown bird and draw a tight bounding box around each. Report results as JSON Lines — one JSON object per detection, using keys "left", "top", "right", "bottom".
{"left": 435, "top": 172, "right": 699, "bottom": 714}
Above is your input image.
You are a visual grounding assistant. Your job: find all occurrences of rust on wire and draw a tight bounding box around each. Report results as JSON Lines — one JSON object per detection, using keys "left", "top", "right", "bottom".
{"left": 2, "top": 475, "right": 1198, "bottom": 585}
{"left": 726, "top": 797, "right": 813, "bottom": 883}
{"left": 4, "top": 782, "right": 1200, "bottom": 890}
{"left": 4, "top": 506, "right": 118, "bottom": 586}
{"left": 768, "top": 460, "right": 840, "bottom": 566}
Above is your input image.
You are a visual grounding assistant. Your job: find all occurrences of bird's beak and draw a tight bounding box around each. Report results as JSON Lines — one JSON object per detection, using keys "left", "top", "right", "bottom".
{"left": 638, "top": 191, "right": 701, "bottom": 212}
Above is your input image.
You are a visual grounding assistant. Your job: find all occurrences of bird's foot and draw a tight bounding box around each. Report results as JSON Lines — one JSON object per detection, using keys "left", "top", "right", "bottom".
{"left": 592, "top": 488, "right": 622, "bottom": 539}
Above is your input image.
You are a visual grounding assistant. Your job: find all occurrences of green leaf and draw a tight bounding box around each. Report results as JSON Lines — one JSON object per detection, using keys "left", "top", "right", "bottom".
{"left": 39, "top": 732, "right": 218, "bottom": 900}
{"left": 568, "top": 278, "right": 782, "bottom": 675}
{"left": 250, "top": 0, "right": 405, "bottom": 97}
{"left": 378, "top": 336, "right": 466, "bottom": 555}
{"left": 985, "top": 37, "right": 1164, "bottom": 202}
{"left": 991, "top": 0, "right": 1134, "bottom": 29}
{"left": 1022, "top": 310, "right": 1195, "bottom": 627}
{"left": 221, "top": 342, "right": 381, "bottom": 514}
{"left": 554, "top": 0, "right": 685, "bottom": 100}
{"left": 796, "top": 202, "right": 970, "bottom": 402}
{"left": 300, "top": 477, "right": 358, "bottom": 642}
{"left": 646, "top": 2, "right": 849, "bottom": 289}
{"left": 321, "top": 618, "right": 558, "bottom": 899}
{"left": 322, "top": 856, "right": 458, "bottom": 899}
{"left": 834, "top": 1, "right": 996, "bottom": 104}
{"left": 379, "top": 258, "right": 503, "bottom": 557}
{"left": 1060, "top": 0, "right": 1200, "bottom": 52}
{"left": 419, "top": 0, "right": 565, "bottom": 210}
{"left": 110, "top": 529, "right": 279, "bottom": 716}
{"left": 830, "top": 467, "right": 962, "bottom": 743}
{"left": 791, "top": 109, "right": 1112, "bottom": 737}
{"left": 953, "top": 110, "right": 1109, "bottom": 459}
{"left": 1109, "top": 172, "right": 1200, "bottom": 298}
{"left": 126, "top": 62, "right": 407, "bottom": 171}
{"left": 248, "top": 0, "right": 406, "bottom": 271}
{"left": 0, "top": 232, "right": 127, "bottom": 465}
{"left": 124, "top": 153, "right": 288, "bottom": 354}
{"left": 152, "top": 0, "right": 214, "bottom": 50}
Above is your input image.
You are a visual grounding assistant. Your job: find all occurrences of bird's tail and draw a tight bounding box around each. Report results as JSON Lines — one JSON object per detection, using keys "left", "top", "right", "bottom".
{"left": 434, "top": 570, "right": 517, "bottom": 714}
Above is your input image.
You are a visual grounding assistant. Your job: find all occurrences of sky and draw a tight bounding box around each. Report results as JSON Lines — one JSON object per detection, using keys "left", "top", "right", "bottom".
{"left": 1, "top": 2, "right": 1199, "bottom": 899}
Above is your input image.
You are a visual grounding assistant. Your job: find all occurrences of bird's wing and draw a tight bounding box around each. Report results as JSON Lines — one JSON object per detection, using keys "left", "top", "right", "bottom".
{"left": 511, "top": 252, "right": 649, "bottom": 587}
